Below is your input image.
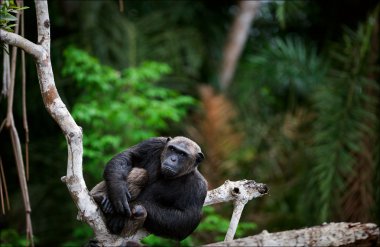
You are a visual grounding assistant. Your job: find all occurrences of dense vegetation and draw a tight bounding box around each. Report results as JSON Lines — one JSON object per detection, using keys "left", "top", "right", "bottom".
{"left": 0, "top": 1, "right": 379, "bottom": 246}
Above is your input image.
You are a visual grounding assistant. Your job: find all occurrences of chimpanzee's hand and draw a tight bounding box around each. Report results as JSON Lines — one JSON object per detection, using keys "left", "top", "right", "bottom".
{"left": 108, "top": 182, "right": 132, "bottom": 217}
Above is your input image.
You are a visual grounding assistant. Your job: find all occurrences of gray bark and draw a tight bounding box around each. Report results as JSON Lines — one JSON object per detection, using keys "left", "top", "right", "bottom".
{"left": 205, "top": 222, "right": 380, "bottom": 247}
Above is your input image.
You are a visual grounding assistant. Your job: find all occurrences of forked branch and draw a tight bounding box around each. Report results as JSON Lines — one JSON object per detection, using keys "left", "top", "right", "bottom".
{"left": 0, "top": 29, "right": 44, "bottom": 60}
{"left": 205, "top": 180, "right": 268, "bottom": 241}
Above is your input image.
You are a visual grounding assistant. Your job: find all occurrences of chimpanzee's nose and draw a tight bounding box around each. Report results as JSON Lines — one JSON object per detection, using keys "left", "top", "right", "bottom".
{"left": 171, "top": 156, "right": 177, "bottom": 162}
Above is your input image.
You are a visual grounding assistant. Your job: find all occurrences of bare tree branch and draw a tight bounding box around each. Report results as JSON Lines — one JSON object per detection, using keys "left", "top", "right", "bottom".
{"left": 8, "top": 10, "right": 20, "bottom": 125}
{"left": 10, "top": 121, "right": 34, "bottom": 245}
{"left": 0, "top": 156, "right": 11, "bottom": 214}
{"left": 205, "top": 222, "right": 380, "bottom": 247}
{"left": 31, "top": 1, "right": 113, "bottom": 243}
{"left": 0, "top": 29, "right": 45, "bottom": 60}
{"left": 2, "top": 45, "right": 10, "bottom": 98}
{"left": 205, "top": 180, "right": 267, "bottom": 206}
{"left": 20, "top": 0, "right": 30, "bottom": 181}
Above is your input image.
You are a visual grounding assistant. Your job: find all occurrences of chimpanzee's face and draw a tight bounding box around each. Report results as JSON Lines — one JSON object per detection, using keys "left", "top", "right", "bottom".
{"left": 160, "top": 137, "right": 204, "bottom": 179}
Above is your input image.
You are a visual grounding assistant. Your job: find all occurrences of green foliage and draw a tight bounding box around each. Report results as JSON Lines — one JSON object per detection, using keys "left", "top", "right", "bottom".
{"left": 61, "top": 224, "right": 93, "bottom": 247}
{"left": 0, "top": 0, "right": 28, "bottom": 32}
{"left": 142, "top": 206, "right": 257, "bottom": 246}
{"left": 307, "top": 12, "right": 379, "bottom": 222}
{"left": 197, "top": 206, "right": 257, "bottom": 241}
{"left": 0, "top": 228, "right": 34, "bottom": 247}
{"left": 62, "top": 47, "right": 196, "bottom": 179}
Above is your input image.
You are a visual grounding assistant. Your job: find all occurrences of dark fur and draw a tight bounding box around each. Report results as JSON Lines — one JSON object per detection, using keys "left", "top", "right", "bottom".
{"left": 93, "top": 136, "right": 207, "bottom": 240}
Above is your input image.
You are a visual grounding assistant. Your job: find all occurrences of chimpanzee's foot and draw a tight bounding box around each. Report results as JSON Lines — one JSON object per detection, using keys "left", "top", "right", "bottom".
{"left": 131, "top": 204, "right": 147, "bottom": 219}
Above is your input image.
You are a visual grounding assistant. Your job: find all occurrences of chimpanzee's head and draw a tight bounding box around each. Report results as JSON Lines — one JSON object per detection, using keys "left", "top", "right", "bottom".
{"left": 160, "top": 136, "right": 204, "bottom": 178}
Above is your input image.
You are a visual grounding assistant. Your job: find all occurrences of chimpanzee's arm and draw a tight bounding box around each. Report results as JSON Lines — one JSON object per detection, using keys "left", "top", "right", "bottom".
{"left": 103, "top": 151, "right": 134, "bottom": 216}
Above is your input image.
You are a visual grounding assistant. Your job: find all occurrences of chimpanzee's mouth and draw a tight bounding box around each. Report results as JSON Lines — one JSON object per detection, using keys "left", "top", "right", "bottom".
{"left": 161, "top": 165, "right": 176, "bottom": 177}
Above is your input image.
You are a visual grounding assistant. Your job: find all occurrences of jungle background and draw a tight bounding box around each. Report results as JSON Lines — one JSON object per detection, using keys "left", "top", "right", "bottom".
{"left": 0, "top": 0, "right": 379, "bottom": 246}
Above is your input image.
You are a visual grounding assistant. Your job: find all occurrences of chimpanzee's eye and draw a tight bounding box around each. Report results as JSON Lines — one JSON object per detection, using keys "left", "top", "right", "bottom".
{"left": 169, "top": 146, "right": 175, "bottom": 152}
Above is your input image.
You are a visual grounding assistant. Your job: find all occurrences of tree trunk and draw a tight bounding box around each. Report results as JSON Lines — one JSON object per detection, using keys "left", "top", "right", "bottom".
{"left": 219, "top": 1, "right": 260, "bottom": 91}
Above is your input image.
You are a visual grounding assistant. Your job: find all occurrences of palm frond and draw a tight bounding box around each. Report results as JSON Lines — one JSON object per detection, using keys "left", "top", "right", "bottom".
{"left": 308, "top": 10, "right": 379, "bottom": 222}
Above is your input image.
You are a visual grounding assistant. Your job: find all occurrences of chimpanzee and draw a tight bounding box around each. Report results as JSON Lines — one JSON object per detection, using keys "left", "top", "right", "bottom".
{"left": 90, "top": 136, "right": 207, "bottom": 240}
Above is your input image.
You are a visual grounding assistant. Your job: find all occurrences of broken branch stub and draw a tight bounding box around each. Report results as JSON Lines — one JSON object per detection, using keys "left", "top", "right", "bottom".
{"left": 204, "top": 179, "right": 268, "bottom": 206}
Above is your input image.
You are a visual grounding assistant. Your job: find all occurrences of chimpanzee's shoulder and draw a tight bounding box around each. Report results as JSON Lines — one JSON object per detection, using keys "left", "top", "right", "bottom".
{"left": 190, "top": 170, "right": 208, "bottom": 191}
{"left": 137, "top": 137, "right": 168, "bottom": 147}
{"left": 137, "top": 137, "right": 167, "bottom": 151}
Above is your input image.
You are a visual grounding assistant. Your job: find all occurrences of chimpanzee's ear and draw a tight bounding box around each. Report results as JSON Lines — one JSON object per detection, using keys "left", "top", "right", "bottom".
{"left": 166, "top": 137, "right": 172, "bottom": 143}
{"left": 196, "top": 152, "right": 205, "bottom": 165}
